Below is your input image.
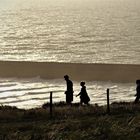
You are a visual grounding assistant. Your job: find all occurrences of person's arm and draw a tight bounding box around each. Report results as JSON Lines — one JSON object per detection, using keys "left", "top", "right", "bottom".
{"left": 76, "top": 92, "right": 81, "bottom": 97}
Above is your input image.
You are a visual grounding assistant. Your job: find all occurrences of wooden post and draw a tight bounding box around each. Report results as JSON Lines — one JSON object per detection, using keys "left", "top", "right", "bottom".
{"left": 107, "top": 88, "right": 110, "bottom": 114}
{"left": 50, "top": 92, "right": 53, "bottom": 118}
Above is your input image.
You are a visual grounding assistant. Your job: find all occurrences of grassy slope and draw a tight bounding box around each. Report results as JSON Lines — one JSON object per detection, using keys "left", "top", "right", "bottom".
{"left": 0, "top": 102, "right": 140, "bottom": 140}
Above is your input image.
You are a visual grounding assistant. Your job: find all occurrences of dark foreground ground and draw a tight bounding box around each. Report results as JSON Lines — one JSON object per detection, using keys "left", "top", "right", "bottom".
{"left": 0, "top": 102, "right": 140, "bottom": 140}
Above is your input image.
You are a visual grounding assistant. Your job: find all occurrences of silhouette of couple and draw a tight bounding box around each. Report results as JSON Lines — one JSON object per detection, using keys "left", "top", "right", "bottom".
{"left": 64, "top": 75, "right": 90, "bottom": 105}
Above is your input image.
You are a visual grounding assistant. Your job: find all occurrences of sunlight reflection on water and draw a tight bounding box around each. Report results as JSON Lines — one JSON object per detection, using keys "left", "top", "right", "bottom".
{"left": 0, "top": 77, "right": 136, "bottom": 109}
{"left": 0, "top": 0, "right": 140, "bottom": 64}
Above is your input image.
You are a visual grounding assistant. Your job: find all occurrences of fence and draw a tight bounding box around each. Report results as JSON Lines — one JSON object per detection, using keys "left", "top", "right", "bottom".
{"left": 48, "top": 88, "right": 111, "bottom": 118}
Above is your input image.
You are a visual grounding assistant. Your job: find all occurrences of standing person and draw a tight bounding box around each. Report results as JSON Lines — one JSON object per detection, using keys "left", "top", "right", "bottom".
{"left": 76, "top": 81, "right": 90, "bottom": 105}
{"left": 64, "top": 75, "right": 73, "bottom": 104}
{"left": 134, "top": 80, "right": 140, "bottom": 103}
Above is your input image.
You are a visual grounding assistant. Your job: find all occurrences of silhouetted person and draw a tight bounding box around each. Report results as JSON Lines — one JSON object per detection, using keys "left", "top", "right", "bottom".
{"left": 64, "top": 75, "right": 73, "bottom": 104}
{"left": 76, "top": 81, "right": 90, "bottom": 105}
{"left": 134, "top": 80, "right": 140, "bottom": 103}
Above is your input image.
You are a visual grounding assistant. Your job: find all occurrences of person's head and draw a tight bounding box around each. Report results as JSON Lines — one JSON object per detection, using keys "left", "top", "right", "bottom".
{"left": 136, "top": 80, "right": 140, "bottom": 85}
{"left": 64, "top": 75, "right": 69, "bottom": 80}
{"left": 80, "top": 81, "right": 85, "bottom": 86}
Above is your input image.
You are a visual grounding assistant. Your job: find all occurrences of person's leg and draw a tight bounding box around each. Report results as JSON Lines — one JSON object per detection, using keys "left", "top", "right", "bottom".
{"left": 134, "top": 96, "right": 139, "bottom": 103}
{"left": 80, "top": 100, "right": 83, "bottom": 105}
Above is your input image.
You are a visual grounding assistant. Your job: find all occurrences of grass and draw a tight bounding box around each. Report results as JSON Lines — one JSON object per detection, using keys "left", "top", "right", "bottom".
{"left": 0, "top": 102, "right": 140, "bottom": 140}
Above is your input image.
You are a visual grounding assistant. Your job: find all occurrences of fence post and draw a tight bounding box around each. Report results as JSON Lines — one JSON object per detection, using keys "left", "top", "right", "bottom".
{"left": 107, "top": 88, "right": 110, "bottom": 114}
{"left": 50, "top": 92, "right": 53, "bottom": 118}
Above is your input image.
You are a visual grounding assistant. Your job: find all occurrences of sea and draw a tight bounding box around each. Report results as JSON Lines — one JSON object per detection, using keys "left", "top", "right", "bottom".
{"left": 0, "top": 0, "right": 139, "bottom": 109}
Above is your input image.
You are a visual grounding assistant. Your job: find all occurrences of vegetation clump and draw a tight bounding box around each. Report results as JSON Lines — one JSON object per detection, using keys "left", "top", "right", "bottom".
{"left": 0, "top": 102, "right": 140, "bottom": 140}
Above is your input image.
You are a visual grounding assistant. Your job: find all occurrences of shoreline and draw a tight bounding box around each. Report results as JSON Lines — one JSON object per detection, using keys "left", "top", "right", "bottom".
{"left": 0, "top": 60, "right": 139, "bottom": 82}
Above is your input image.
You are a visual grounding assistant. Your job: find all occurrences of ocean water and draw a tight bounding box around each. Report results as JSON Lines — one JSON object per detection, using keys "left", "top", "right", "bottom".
{"left": 0, "top": 77, "right": 136, "bottom": 109}
{"left": 0, "top": 0, "right": 140, "bottom": 64}
{"left": 0, "top": 0, "right": 139, "bottom": 108}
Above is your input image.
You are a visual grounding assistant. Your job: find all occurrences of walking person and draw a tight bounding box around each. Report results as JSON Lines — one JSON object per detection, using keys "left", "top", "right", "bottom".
{"left": 134, "top": 79, "right": 140, "bottom": 103}
{"left": 76, "top": 81, "right": 90, "bottom": 105}
{"left": 64, "top": 75, "right": 73, "bottom": 104}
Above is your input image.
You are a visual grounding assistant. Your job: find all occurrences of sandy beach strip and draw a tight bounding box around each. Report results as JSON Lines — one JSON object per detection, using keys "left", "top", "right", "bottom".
{"left": 0, "top": 61, "right": 139, "bottom": 82}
